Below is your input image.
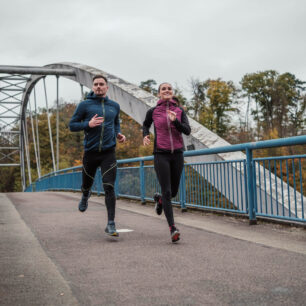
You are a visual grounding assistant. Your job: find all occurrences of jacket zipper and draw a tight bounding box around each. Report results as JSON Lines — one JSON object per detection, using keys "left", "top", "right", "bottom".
{"left": 166, "top": 102, "right": 174, "bottom": 153}
{"left": 98, "top": 99, "right": 105, "bottom": 152}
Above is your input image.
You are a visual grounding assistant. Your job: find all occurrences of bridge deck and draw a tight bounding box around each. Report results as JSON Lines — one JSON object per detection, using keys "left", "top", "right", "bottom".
{"left": 1, "top": 192, "right": 306, "bottom": 305}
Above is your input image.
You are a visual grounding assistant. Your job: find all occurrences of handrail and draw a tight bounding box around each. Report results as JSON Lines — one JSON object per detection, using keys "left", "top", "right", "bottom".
{"left": 29, "top": 135, "right": 306, "bottom": 224}
{"left": 38, "top": 135, "right": 306, "bottom": 180}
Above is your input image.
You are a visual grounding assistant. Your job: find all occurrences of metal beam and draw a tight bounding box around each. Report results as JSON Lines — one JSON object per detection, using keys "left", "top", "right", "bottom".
{"left": 0, "top": 131, "right": 20, "bottom": 134}
{"left": 0, "top": 102, "right": 22, "bottom": 104}
{"left": 0, "top": 77, "right": 31, "bottom": 81}
{"left": 0, "top": 66, "right": 75, "bottom": 76}
{"left": 0, "top": 116, "right": 20, "bottom": 119}
{"left": 0, "top": 88, "right": 24, "bottom": 92}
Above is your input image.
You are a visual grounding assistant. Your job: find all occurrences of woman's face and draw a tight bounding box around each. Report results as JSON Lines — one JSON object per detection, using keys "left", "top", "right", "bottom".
{"left": 158, "top": 83, "right": 173, "bottom": 100}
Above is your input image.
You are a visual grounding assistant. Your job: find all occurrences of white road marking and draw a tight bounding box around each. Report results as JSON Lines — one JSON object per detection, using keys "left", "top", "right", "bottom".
{"left": 117, "top": 229, "right": 134, "bottom": 233}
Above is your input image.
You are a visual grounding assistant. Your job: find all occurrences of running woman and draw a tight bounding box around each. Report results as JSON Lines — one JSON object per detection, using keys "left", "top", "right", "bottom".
{"left": 69, "top": 74, "right": 126, "bottom": 237}
{"left": 143, "top": 83, "right": 191, "bottom": 242}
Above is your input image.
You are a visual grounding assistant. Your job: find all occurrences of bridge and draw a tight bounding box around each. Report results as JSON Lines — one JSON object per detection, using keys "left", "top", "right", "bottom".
{"left": 0, "top": 62, "right": 305, "bottom": 223}
{"left": 0, "top": 63, "right": 306, "bottom": 305}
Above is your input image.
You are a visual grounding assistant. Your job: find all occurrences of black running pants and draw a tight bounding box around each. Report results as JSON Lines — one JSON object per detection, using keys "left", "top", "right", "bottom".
{"left": 82, "top": 148, "right": 117, "bottom": 222}
{"left": 154, "top": 152, "right": 184, "bottom": 227}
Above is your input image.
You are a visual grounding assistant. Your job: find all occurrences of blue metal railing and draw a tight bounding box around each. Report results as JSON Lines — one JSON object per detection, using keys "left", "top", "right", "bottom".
{"left": 25, "top": 135, "right": 306, "bottom": 224}
{"left": 253, "top": 155, "right": 305, "bottom": 222}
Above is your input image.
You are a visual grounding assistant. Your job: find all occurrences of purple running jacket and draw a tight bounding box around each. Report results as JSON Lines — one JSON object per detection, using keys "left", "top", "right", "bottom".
{"left": 143, "top": 99, "right": 191, "bottom": 153}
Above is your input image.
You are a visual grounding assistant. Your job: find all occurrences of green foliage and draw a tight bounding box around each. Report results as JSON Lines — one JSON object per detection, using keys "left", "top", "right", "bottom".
{"left": 0, "top": 167, "right": 21, "bottom": 192}
{"left": 189, "top": 78, "right": 207, "bottom": 120}
{"left": 139, "top": 79, "right": 158, "bottom": 96}
{"left": 189, "top": 78, "right": 239, "bottom": 138}
{"left": 173, "top": 84, "right": 188, "bottom": 108}
{"left": 25, "top": 102, "right": 83, "bottom": 175}
{"left": 241, "top": 70, "right": 306, "bottom": 138}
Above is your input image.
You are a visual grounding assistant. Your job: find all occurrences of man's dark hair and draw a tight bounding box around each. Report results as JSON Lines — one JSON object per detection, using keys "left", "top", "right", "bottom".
{"left": 93, "top": 74, "right": 108, "bottom": 83}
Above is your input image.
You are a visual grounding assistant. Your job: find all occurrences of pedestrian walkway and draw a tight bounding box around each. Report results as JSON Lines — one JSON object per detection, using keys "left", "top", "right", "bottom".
{"left": 1, "top": 192, "right": 306, "bottom": 306}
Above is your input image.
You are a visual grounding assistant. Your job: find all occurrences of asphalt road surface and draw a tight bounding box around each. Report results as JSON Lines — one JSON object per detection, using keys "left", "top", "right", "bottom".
{"left": 1, "top": 192, "right": 306, "bottom": 306}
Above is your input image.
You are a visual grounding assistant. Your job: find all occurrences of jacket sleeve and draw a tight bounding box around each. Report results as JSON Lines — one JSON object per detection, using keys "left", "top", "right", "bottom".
{"left": 173, "top": 109, "right": 191, "bottom": 135}
{"left": 114, "top": 105, "right": 121, "bottom": 135}
{"left": 142, "top": 108, "right": 154, "bottom": 137}
{"left": 69, "top": 102, "right": 90, "bottom": 132}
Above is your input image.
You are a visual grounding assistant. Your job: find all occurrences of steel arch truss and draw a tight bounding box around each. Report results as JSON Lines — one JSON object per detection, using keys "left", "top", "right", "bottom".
{"left": 0, "top": 74, "right": 29, "bottom": 167}
{"left": 0, "top": 65, "right": 76, "bottom": 189}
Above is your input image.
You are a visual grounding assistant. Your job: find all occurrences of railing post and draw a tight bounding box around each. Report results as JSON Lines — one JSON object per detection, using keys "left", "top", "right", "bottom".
{"left": 246, "top": 147, "right": 257, "bottom": 225}
{"left": 140, "top": 160, "right": 146, "bottom": 204}
{"left": 180, "top": 166, "right": 187, "bottom": 212}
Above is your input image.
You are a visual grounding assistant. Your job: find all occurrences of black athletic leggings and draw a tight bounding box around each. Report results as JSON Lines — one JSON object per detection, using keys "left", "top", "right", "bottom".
{"left": 154, "top": 152, "right": 184, "bottom": 227}
{"left": 82, "top": 148, "right": 117, "bottom": 222}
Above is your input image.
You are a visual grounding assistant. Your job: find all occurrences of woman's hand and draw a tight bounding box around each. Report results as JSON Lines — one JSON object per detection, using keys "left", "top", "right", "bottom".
{"left": 143, "top": 135, "right": 150, "bottom": 146}
{"left": 89, "top": 114, "right": 104, "bottom": 128}
{"left": 167, "top": 110, "right": 177, "bottom": 121}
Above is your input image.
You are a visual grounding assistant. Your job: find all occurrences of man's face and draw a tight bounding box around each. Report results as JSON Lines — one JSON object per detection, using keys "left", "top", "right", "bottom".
{"left": 92, "top": 78, "right": 108, "bottom": 97}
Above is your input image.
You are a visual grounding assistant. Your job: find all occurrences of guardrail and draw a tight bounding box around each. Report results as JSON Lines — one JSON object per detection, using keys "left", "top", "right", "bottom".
{"left": 25, "top": 135, "right": 306, "bottom": 224}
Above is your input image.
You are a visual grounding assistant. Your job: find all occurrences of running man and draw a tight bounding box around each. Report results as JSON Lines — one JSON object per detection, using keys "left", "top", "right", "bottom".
{"left": 69, "top": 74, "right": 126, "bottom": 237}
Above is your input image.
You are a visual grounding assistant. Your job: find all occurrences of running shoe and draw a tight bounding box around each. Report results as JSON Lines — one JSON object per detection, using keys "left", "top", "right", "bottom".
{"left": 78, "top": 191, "right": 91, "bottom": 212}
{"left": 153, "top": 193, "right": 163, "bottom": 215}
{"left": 105, "top": 222, "right": 119, "bottom": 237}
{"left": 170, "top": 225, "right": 180, "bottom": 243}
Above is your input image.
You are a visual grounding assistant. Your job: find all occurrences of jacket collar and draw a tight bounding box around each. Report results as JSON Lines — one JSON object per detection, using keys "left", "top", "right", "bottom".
{"left": 87, "top": 91, "right": 109, "bottom": 102}
{"left": 157, "top": 99, "right": 177, "bottom": 106}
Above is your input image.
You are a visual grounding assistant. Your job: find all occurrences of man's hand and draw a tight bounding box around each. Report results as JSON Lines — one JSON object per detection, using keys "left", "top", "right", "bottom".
{"left": 89, "top": 114, "right": 104, "bottom": 128}
{"left": 143, "top": 135, "right": 150, "bottom": 146}
{"left": 117, "top": 133, "right": 126, "bottom": 143}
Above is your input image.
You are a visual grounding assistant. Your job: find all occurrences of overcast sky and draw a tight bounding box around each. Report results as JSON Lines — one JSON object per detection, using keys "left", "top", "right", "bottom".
{"left": 1, "top": 0, "right": 306, "bottom": 103}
